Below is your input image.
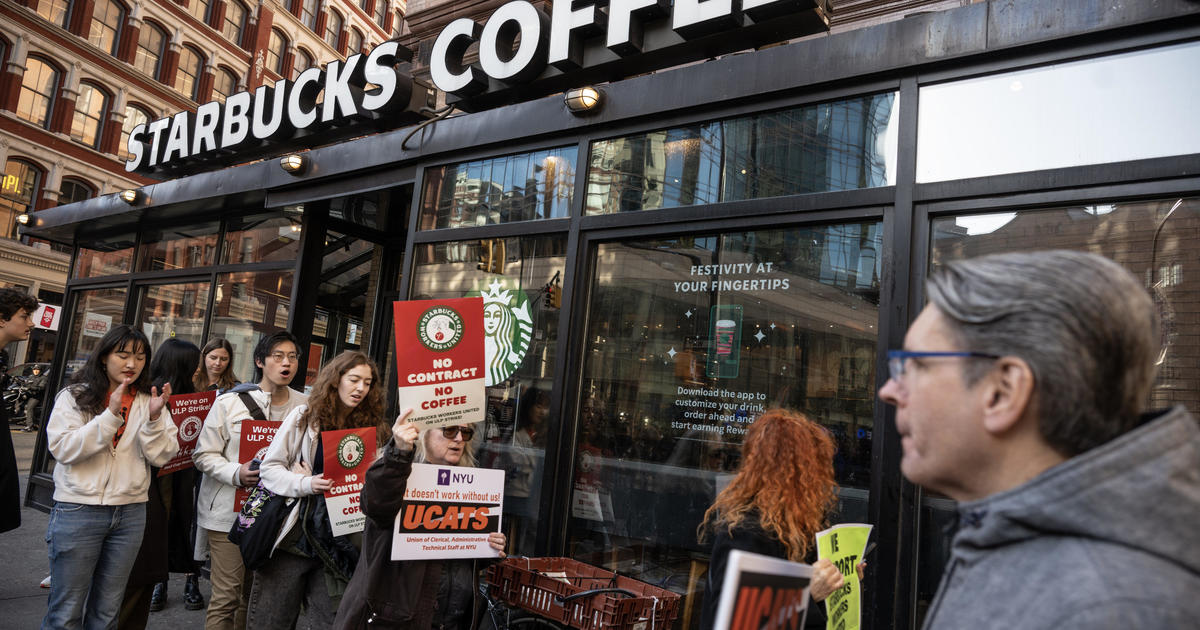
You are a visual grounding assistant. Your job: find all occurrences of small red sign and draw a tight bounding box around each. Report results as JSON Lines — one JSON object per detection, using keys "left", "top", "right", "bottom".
{"left": 234, "top": 419, "right": 281, "bottom": 511}
{"left": 321, "top": 427, "right": 377, "bottom": 536}
{"left": 158, "top": 391, "right": 217, "bottom": 476}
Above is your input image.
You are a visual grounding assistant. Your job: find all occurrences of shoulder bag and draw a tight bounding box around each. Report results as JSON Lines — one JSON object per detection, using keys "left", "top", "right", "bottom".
{"left": 227, "top": 391, "right": 296, "bottom": 570}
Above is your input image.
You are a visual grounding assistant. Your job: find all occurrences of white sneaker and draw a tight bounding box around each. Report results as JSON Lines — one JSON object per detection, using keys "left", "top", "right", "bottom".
{"left": 39, "top": 575, "right": 51, "bottom": 588}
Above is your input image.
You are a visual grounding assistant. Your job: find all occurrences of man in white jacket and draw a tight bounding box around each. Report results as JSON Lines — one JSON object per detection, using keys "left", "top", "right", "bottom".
{"left": 193, "top": 331, "right": 307, "bottom": 630}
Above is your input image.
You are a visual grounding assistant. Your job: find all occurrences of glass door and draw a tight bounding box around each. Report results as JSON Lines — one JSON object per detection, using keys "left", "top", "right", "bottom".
{"left": 136, "top": 280, "right": 211, "bottom": 351}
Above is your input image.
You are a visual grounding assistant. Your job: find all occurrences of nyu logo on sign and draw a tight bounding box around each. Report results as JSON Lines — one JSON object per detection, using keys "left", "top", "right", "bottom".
{"left": 437, "top": 469, "right": 451, "bottom": 486}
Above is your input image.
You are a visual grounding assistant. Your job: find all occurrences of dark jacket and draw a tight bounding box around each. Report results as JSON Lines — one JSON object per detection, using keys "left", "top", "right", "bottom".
{"left": 0, "top": 350, "right": 19, "bottom": 533}
{"left": 922, "top": 406, "right": 1200, "bottom": 629}
{"left": 333, "top": 439, "right": 489, "bottom": 630}
{"left": 699, "top": 512, "right": 826, "bottom": 630}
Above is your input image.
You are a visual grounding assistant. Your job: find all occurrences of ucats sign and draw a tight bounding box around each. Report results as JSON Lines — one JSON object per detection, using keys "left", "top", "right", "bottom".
{"left": 322, "top": 427, "right": 377, "bottom": 537}
{"left": 713, "top": 550, "right": 813, "bottom": 630}
{"left": 392, "top": 463, "right": 504, "bottom": 560}
{"left": 431, "top": 0, "right": 827, "bottom": 109}
{"left": 393, "top": 297, "right": 486, "bottom": 429}
{"left": 124, "top": 42, "right": 427, "bottom": 175}
{"left": 158, "top": 391, "right": 217, "bottom": 476}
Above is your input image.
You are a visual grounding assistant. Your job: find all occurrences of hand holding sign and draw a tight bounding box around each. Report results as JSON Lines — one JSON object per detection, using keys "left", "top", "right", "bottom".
{"left": 391, "top": 408, "right": 419, "bottom": 448}
{"left": 311, "top": 474, "right": 334, "bottom": 493}
{"left": 488, "top": 531, "right": 507, "bottom": 558}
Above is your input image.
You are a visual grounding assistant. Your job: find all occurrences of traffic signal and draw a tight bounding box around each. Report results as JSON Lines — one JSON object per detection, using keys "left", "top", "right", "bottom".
{"left": 548, "top": 279, "right": 562, "bottom": 308}
{"left": 477, "top": 239, "right": 506, "bottom": 274}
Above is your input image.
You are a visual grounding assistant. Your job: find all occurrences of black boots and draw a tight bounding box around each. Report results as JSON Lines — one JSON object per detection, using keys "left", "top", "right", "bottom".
{"left": 183, "top": 573, "right": 205, "bottom": 610}
{"left": 149, "top": 581, "right": 166, "bottom": 611}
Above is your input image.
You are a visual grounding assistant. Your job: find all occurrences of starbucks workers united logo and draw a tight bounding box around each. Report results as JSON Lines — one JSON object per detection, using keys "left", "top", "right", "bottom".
{"left": 470, "top": 280, "right": 533, "bottom": 386}
{"left": 417, "top": 306, "right": 464, "bottom": 351}
{"left": 337, "top": 433, "right": 366, "bottom": 469}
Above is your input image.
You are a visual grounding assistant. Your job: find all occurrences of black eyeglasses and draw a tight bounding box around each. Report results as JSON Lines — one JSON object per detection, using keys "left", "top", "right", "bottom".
{"left": 440, "top": 426, "right": 476, "bottom": 441}
{"left": 887, "top": 350, "right": 1000, "bottom": 382}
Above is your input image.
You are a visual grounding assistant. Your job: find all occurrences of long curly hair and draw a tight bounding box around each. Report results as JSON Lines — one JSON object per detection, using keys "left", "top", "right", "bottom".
{"left": 298, "top": 351, "right": 388, "bottom": 445}
{"left": 699, "top": 408, "right": 838, "bottom": 561}
{"left": 193, "top": 338, "right": 238, "bottom": 391}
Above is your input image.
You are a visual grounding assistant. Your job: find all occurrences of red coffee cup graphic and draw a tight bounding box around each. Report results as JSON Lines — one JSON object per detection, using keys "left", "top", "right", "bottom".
{"left": 714, "top": 319, "right": 736, "bottom": 356}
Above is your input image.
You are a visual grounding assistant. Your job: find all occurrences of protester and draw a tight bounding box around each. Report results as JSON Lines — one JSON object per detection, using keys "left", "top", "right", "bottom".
{"left": 697, "top": 409, "right": 859, "bottom": 630}
{"left": 119, "top": 339, "right": 203, "bottom": 625}
{"left": 0, "top": 288, "right": 37, "bottom": 534}
{"left": 193, "top": 331, "right": 307, "bottom": 630}
{"left": 878, "top": 250, "right": 1200, "bottom": 628}
{"left": 194, "top": 338, "right": 239, "bottom": 392}
{"left": 333, "top": 412, "right": 506, "bottom": 630}
{"left": 41, "top": 325, "right": 177, "bottom": 629}
{"left": 246, "top": 351, "right": 391, "bottom": 629}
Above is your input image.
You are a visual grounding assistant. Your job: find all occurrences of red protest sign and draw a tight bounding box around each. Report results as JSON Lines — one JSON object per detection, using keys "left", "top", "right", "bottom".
{"left": 158, "top": 391, "right": 216, "bottom": 476}
{"left": 321, "top": 427, "right": 377, "bottom": 537}
{"left": 393, "top": 297, "right": 486, "bottom": 429}
{"left": 234, "top": 419, "right": 280, "bottom": 512}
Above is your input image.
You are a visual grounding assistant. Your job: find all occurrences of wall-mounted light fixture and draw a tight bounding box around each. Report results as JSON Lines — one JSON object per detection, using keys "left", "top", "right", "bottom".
{"left": 280, "top": 154, "right": 308, "bottom": 175}
{"left": 120, "top": 189, "right": 141, "bottom": 205}
{"left": 564, "top": 86, "right": 603, "bottom": 115}
{"left": 16, "top": 213, "right": 30, "bottom": 226}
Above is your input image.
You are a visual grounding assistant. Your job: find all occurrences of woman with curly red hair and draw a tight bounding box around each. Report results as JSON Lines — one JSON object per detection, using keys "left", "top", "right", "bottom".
{"left": 698, "top": 408, "right": 860, "bottom": 629}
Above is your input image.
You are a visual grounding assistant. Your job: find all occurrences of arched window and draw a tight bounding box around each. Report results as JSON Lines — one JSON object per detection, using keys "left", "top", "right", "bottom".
{"left": 222, "top": 1, "right": 247, "bottom": 46}
{"left": 212, "top": 68, "right": 238, "bottom": 103}
{"left": 58, "top": 178, "right": 95, "bottom": 206}
{"left": 174, "top": 45, "right": 203, "bottom": 100}
{"left": 88, "top": 0, "right": 124, "bottom": 55}
{"left": 188, "top": 0, "right": 210, "bottom": 24}
{"left": 119, "top": 104, "right": 152, "bottom": 162}
{"left": 324, "top": 10, "right": 343, "bottom": 50}
{"left": 266, "top": 29, "right": 287, "bottom": 74}
{"left": 37, "top": 0, "right": 72, "bottom": 28}
{"left": 134, "top": 21, "right": 166, "bottom": 78}
{"left": 0, "top": 159, "right": 43, "bottom": 239}
{"left": 300, "top": 0, "right": 318, "bottom": 31}
{"left": 70, "top": 82, "right": 108, "bottom": 148}
{"left": 292, "top": 48, "right": 314, "bottom": 80}
{"left": 346, "top": 27, "right": 363, "bottom": 56}
{"left": 373, "top": 0, "right": 387, "bottom": 29}
{"left": 16, "top": 57, "right": 59, "bottom": 128}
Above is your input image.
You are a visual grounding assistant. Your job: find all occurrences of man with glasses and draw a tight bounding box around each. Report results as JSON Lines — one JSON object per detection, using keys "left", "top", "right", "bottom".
{"left": 879, "top": 250, "right": 1199, "bottom": 629}
{"left": 194, "top": 331, "right": 308, "bottom": 630}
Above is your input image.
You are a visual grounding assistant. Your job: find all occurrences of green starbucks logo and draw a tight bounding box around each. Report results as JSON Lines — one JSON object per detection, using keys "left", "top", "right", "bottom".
{"left": 469, "top": 280, "right": 534, "bottom": 387}
{"left": 337, "top": 433, "right": 366, "bottom": 469}
{"left": 417, "top": 306, "right": 464, "bottom": 352}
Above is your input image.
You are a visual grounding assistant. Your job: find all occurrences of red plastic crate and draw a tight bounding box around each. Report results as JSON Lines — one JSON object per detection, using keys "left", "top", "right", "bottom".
{"left": 485, "top": 557, "right": 681, "bottom": 630}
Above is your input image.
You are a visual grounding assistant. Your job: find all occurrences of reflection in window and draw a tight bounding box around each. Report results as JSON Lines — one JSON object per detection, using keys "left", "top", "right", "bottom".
{"left": 188, "top": 0, "right": 210, "bottom": 24}
{"left": 138, "top": 282, "right": 210, "bottom": 349}
{"left": 587, "top": 93, "right": 897, "bottom": 214}
{"left": 301, "top": 0, "right": 318, "bottom": 30}
{"left": 325, "top": 10, "right": 343, "bottom": 50}
{"left": 266, "top": 29, "right": 287, "bottom": 74}
{"left": 58, "top": 178, "right": 94, "bottom": 206}
{"left": 411, "top": 235, "right": 567, "bottom": 555}
{"left": 37, "top": 0, "right": 71, "bottom": 27}
{"left": 134, "top": 22, "right": 166, "bottom": 79}
{"left": 223, "top": 1, "right": 247, "bottom": 45}
{"left": 918, "top": 41, "right": 1200, "bottom": 182}
{"left": 136, "top": 222, "right": 219, "bottom": 271}
{"left": 330, "top": 187, "right": 405, "bottom": 231}
{"left": 16, "top": 57, "right": 58, "bottom": 128}
{"left": 212, "top": 68, "right": 237, "bottom": 103}
{"left": 372, "top": 0, "right": 387, "bottom": 28}
{"left": 222, "top": 213, "right": 301, "bottom": 264}
{"left": 211, "top": 270, "right": 294, "bottom": 382}
{"left": 306, "top": 231, "right": 385, "bottom": 385}
{"left": 1, "top": 159, "right": 42, "bottom": 239}
{"left": 70, "top": 83, "right": 107, "bottom": 148}
{"left": 346, "top": 27, "right": 363, "bottom": 56}
{"left": 62, "top": 287, "right": 127, "bottom": 384}
{"left": 419, "top": 147, "right": 576, "bottom": 229}
{"left": 88, "top": 0, "right": 123, "bottom": 54}
{"left": 293, "top": 48, "right": 314, "bottom": 80}
{"left": 175, "top": 46, "right": 203, "bottom": 100}
{"left": 120, "top": 105, "right": 152, "bottom": 162}
{"left": 74, "top": 235, "right": 135, "bottom": 277}
{"left": 566, "top": 222, "right": 882, "bottom": 624}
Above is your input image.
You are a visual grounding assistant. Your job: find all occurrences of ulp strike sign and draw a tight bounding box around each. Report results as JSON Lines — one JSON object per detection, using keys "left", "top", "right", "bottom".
{"left": 393, "top": 298, "right": 486, "bottom": 430}
{"left": 158, "top": 391, "right": 217, "bottom": 476}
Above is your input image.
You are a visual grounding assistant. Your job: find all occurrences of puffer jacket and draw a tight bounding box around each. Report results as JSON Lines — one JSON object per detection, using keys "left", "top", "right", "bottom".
{"left": 193, "top": 384, "right": 306, "bottom": 533}
{"left": 46, "top": 387, "right": 177, "bottom": 505}
{"left": 922, "top": 406, "right": 1200, "bottom": 629}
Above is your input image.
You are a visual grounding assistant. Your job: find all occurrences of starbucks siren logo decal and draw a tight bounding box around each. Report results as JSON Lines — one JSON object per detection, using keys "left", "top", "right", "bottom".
{"left": 337, "top": 433, "right": 366, "bottom": 469}
{"left": 469, "top": 280, "right": 534, "bottom": 386}
{"left": 417, "top": 306, "right": 464, "bottom": 351}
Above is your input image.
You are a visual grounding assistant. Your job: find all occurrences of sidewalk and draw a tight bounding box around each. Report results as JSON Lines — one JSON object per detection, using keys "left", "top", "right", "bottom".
{"left": 0, "top": 428, "right": 211, "bottom": 627}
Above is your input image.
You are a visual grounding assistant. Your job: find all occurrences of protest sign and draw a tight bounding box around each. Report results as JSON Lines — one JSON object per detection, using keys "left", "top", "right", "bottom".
{"left": 815, "top": 523, "right": 873, "bottom": 630}
{"left": 713, "top": 550, "right": 813, "bottom": 630}
{"left": 234, "top": 419, "right": 280, "bottom": 511}
{"left": 392, "top": 462, "right": 504, "bottom": 560}
{"left": 392, "top": 298, "right": 486, "bottom": 430}
{"left": 158, "top": 391, "right": 216, "bottom": 476}
{"left": 321, "top": 427, "right": 377, "bottom": 536}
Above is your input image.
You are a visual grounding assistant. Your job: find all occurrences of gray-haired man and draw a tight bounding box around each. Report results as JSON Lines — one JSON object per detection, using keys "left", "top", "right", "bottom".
{"left": 879, "top": 250, "right": 1199, "bottom": 629}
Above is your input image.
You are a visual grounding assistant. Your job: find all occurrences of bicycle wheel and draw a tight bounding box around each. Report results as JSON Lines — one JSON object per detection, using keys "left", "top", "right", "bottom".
{"left": 506, "top": 616, "right": 565, "bottom": 630}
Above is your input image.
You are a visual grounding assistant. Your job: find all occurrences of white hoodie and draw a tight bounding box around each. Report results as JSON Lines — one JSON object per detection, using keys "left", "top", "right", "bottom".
{"left": 46, "top": 387, "right": 178, "bottom": 505}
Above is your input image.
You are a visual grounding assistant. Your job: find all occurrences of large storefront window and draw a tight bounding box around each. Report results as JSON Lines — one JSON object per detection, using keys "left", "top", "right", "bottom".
{"left": 917, "top": 41, "right": 1200, "bottom": 182}
{"left": 75, "top": 235, "right": 135, "bottom": 278}
{"left": 566, "top": 222, "right": 881, "bottom": 627}
{"left": 136, "top": 221, "right": 220, "bottom": 271}
{"left": 419, "top": 147, "right": 576, "bottom": 229}
{"left": 137, "top": 281, "right": 210, "bottom": 350}
{"left": 410, "top": 235, "right": 566, "bottom": 555}
{"left": 586, "top": 93, "right": 898, "bottom": 214}
{"left": 222, "top": 212, "right": 301, "bottom": 263}
{"left": 209, "top": 270, "right": 293, "bottom": 383}
{"left": 62, "top": 287, "right": 127, "bottom": 383}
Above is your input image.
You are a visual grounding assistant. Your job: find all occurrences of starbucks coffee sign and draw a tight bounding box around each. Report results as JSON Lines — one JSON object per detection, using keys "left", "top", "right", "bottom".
{"left": 124, "top": 42, "right": 426, "bottom": 175}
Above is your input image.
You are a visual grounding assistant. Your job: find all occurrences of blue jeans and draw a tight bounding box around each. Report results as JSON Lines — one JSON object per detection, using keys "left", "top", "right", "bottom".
{"left": 42, "top": 502, "right": 147, "bottom": 630}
